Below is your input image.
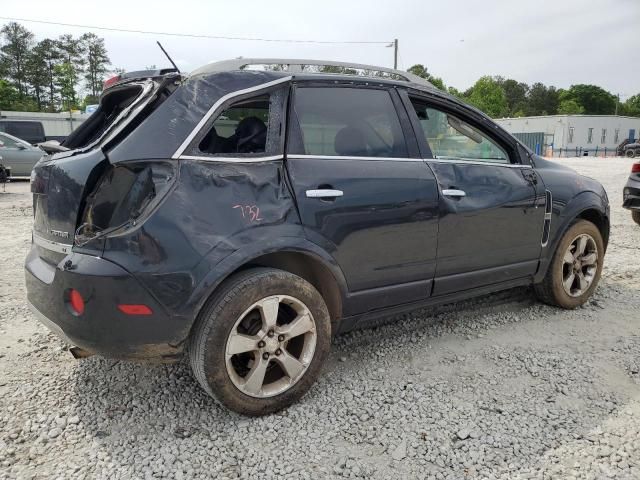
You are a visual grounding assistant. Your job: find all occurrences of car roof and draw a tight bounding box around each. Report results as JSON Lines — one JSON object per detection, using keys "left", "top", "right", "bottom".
{"left": 189, "top": 58, "right": 438, "bottom": 91}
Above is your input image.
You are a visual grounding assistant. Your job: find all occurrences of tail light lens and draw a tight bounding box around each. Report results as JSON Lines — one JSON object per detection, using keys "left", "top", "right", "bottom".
{"left": 103, "top": 75, "right": 121, "bottom": 90}
{"left": 632, "top": 163, "right": 640, "bottom": 174}
{"left": 67, "top": 289, "right": 85, "bottom": 316}
{"left": 118, "top": 304, "right": 153, "bottom": 315}
{"left": 76, "top": 162, "right": 176, "bottom": 245}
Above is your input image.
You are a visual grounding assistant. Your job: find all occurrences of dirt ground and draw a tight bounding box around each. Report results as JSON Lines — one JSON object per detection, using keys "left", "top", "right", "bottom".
{"left": 0, "top": 156, "right": 639, "bottom": 479}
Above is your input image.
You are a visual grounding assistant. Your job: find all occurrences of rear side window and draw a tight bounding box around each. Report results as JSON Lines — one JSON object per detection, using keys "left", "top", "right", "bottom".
{"left": 195, "top": 88, "right": 286, "bottom": 157}
{"left": 290, "top": 87, "right": 407, "bottom": 158}
{"left": 0, "top": 133, "right": 20, "bottom": 148}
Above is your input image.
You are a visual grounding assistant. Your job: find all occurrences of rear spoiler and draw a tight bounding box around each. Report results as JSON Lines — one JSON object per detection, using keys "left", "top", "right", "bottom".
{"left": 103, "top": 68, "right": 178, "bottom": 91}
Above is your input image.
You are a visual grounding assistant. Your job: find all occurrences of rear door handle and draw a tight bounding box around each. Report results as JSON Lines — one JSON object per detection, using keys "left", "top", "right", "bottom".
{"left": 442, "top": 189, "right": 466, "bottom": 197}
{"left": 305, "top": 189, "right": 344, "bottom": 199}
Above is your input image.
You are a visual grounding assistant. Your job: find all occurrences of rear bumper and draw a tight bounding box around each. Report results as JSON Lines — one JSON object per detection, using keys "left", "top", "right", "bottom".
{"left": 623, "top": 177, "right": 640, "bottom": 211}
{"left": 25, "top": 244, "right": 188, "bottom": 361}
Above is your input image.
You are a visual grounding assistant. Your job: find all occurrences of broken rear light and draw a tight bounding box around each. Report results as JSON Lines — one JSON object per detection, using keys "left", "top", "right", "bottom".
{"left": 75, "top": 162, "right": 176, "bottom": 246}
{"left": 103, "top": 75, "right": 121, "bottom": 90}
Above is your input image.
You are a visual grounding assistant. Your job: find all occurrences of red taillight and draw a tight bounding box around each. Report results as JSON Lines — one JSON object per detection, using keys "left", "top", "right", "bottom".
{"left": 118, "top": 304, "right": 153, "bottom": 316}
{"left": 632, "top": 163, "right": 640, "bottom": 173}
{"left": 68, "top": 289, "right": 85, "bottom": 316}
{"left": 103, "top": 75, "right": 121, "bottom": 90}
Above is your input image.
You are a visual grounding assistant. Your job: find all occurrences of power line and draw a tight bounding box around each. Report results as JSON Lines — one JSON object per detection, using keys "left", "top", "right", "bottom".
{"left": 0, "top": 16, "right": 391, "bottom": 45}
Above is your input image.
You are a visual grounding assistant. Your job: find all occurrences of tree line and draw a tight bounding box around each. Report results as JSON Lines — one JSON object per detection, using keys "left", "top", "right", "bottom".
{"left": 0, "top": 22, "right": 110, "bottom": 112}
{"left": 408, "top": 64, "right": 640, "bottom": 119}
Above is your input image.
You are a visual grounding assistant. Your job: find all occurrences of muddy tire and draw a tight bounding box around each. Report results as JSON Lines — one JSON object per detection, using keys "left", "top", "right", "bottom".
{"left": 189, "top": 268, "right": 331, "bottom": 416}
{"left": 632, "top": 210, "right": 640, "bottom": 226}
{"left": 534, "top": 219, "right": 604, "bottom": 309}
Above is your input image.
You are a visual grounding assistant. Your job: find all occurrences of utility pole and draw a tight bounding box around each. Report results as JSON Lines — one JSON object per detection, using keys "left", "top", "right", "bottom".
{"left": 393, "top": 39, "right": 398, "bottom": 69}
{"left": 615, "top": 93, "right": 619, "bottom": 116}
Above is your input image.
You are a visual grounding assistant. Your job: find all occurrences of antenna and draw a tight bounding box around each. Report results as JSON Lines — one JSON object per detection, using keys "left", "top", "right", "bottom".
{"left": 156, "top": 41, "right": 180, "bottom": 74}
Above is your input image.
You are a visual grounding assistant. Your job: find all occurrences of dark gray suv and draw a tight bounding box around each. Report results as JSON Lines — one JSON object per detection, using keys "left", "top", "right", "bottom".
{"left": 26, "top": 59, "right": 609, "bottom": 415}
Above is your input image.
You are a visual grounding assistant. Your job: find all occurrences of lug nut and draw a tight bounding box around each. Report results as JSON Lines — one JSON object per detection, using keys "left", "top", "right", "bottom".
{"left": 262, "top": 352, "right": 269, "bottom": 360}
{"left": 278, "top": 334, "right": 285, "bottom": 342}
{"left": 275, "top": 348, "right": 282, "bottom": 356}
{"left": 267, "top": 330, "right": 275, "bottom": 338}
{"left": 257, "top": 340, "right": 265, "bottom": 348}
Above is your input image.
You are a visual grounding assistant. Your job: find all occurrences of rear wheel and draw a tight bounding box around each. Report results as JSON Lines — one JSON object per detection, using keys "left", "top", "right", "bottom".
{"left": 535, "top": 220, "right": 604, "bottom": 309}
{"left": 632, "top": 210, "right": 640, "bottom": 226}
{"left": 189, "top": 268, "right": 331, "bottom": 416}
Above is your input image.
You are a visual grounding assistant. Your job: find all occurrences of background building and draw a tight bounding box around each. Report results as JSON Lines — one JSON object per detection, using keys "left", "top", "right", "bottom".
{"left": 496, "top": 115, "right": 640, "bottom": 156}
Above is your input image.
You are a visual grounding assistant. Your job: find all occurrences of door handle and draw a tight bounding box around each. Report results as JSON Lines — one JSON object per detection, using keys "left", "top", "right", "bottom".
{"left": 442, "top": 189, "right": 466, "bottom": 197}
{"left": 305, "top": 189, "right": 344, "bottom": 199}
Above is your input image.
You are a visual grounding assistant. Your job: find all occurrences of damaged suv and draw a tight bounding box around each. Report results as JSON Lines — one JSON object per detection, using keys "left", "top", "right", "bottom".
{"left": 26, "top": 59, "right": 609, "bottom": 415}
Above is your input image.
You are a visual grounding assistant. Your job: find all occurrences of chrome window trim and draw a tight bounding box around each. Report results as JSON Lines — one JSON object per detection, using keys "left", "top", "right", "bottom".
{"left": 179, "top": 154, "right": 283, "bottom": 163}
{"left": 172, "top": 76, "right": 293, "bottom": 159}
{"left": 427, "top": 158, "right": 532, "bottom": 169}
{"left": 287, "top": 154, "right": 424, "bottom": 162}
{"left": 33, "top": 232, "right": 72, "bottom": 254}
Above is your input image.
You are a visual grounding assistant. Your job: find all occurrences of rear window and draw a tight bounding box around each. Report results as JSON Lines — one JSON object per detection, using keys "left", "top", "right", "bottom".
{"left": 0, "top": 121, "right": 44, "bottom": 143}
{"left": 62, "top": 84, "right": 145, "bottom": 150}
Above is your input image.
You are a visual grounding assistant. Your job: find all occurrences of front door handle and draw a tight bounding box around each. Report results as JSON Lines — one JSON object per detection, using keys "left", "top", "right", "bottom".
{"left": 306, "top": 189, "right": 344, "bottom": 199}
{"left": 442, "top": 189, "right": 466, "bottom": 197}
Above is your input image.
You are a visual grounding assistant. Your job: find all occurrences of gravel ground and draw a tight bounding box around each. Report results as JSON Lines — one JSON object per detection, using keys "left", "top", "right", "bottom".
{"left": 1, "top": 156, "right": 639, "bottom": 480}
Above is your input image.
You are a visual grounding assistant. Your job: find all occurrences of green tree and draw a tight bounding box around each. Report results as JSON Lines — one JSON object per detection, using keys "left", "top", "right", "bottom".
{"left": 464, "top": 76, "right": 508, "bottom": 118}
{"left": 526, "top": 83, "right": 559, "bottom": 115}
{"left": 81, "top": 33, "right": 109, "bottom": 98}
{"left": 407, "top": 64, "right": 446, "bottom": 91}
{"left": 494, "top": 77, "right": 528, "bottom": 116}
{"left": 0, "top": 22, "right": 34, "bottom": 98}
{"left": 30, "top": 39, "right": 62, "bottom": 111}
{"left": 24, "top": 47, "right": 48, "bottom": 110}
{"left": 54, "top": 62, "right": 79, "bottom": 111}
{"left": 0, "top": 79, "right": 19, "bottom": 109}
{"left": 561, "top": 84, "right": 615, "bottom": 115}
{"left": 558, "top": 99, "right": 585, "bottom": 114}
{"left": 620, "top": 94, "right": 640, "bottom": 117}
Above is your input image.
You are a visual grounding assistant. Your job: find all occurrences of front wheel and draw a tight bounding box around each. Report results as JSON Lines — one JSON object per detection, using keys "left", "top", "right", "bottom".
{"left": 632, "top": 210, "right": 640, "bottom": 226}
{"left": 189, "top": 268, "right": 331, "bottom": 416}
{"left": 535, "top": 219, "right": 604, "bottom": 309}
{"left": 626, "top": 149, "right": 637, "bottom": 158}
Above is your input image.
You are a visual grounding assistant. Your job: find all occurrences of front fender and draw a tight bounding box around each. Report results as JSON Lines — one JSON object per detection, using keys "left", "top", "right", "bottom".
{"left": 534, "top": 190, "right": 609, "bottom": 283}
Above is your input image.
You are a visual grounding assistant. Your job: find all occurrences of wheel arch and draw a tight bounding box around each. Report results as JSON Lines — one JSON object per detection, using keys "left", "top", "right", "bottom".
{"left": 186, "top": 241, "right": 348, "bottom": 338}
{"left": 535, "top": 191, "right": 609, "bottom": 283}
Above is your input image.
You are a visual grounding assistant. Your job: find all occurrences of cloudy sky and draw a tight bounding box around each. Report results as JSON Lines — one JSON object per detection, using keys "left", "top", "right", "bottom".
{"left": 1, "top": 0, "right": 638, "bottom": 97}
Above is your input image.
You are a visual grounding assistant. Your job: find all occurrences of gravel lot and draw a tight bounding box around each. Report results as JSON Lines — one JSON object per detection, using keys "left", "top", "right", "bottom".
{"left": 1, "top": 156, "right": 639, "bottom": 480}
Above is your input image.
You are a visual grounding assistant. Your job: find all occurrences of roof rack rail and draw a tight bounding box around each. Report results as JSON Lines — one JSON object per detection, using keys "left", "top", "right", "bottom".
{"left": 189, "top": 58, "right": 433, "bottom": 88}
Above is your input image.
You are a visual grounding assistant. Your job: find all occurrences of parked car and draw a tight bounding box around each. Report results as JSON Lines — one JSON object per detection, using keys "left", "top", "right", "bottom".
{"left": 0, "top": 132, "right": 45, "bottom": 178}
{"left": 623, "top": 142, "right": 640, "bottom": 158}
{"left": 0, "top": 120, "right": 46, "bottom": 145}
{"left": 623, "top": 161, "right": 640, "bottom": 225}
{"left": 25, "top": 59, "right": 610, "bottom": 415}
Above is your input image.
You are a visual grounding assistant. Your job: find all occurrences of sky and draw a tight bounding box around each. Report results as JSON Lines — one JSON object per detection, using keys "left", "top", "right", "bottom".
{"left": 1, "top": 0, "right": 638, "bottom": 98}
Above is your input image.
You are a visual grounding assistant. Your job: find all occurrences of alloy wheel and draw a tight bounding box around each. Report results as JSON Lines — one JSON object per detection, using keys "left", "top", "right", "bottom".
{"left": 561, "top": 233, "right": 598, "bottom": 297}
{"left": 225, "top": 295, "right": 317, "bottom": 398}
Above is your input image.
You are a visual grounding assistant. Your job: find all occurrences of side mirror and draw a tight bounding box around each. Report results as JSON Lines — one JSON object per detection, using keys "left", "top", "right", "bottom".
{"left": 17, "top": 144, "right": 27, "bottom": 150}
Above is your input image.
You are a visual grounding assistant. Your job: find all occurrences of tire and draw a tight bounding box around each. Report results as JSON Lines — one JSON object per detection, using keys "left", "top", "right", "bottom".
{"left": 189, "top": 267, "right": 331, "bottom": 416}
{"left": 626, "top": 149, "right": 636, "bottom": 158}
{"left": 632, "top": 210, "right": 640, "bottom": 226}
{"left": 534, "top": 219, "right": 604, "bottom": 309}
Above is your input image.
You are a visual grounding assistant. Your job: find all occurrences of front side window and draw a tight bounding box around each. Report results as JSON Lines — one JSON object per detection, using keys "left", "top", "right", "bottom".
{"left": 196, "top": 88, "right": 285, "bottom": 157}
{"left": 0, "top": 134, "right": 19, "bottom": 148}
{"left": 587, "top": 128, "right": 593, "bottom": 143}
{"left": 410, "top": 100, "right": 508, "bottom": 163}
{"left": 290, "top": 87, "right": 407, "bottom": 158}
